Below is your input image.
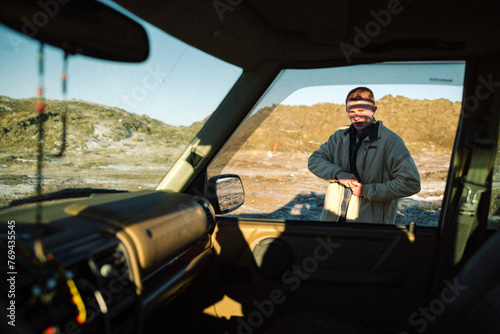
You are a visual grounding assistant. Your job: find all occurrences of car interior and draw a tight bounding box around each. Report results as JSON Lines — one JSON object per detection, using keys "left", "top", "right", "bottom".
{"left": 1, "top": 0, "right": 500, "bottom": 333}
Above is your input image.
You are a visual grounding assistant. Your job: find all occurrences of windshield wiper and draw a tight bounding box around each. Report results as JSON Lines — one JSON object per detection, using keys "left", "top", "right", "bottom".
{"left": 5, "top": 188, "right": 129, "bottom": 209}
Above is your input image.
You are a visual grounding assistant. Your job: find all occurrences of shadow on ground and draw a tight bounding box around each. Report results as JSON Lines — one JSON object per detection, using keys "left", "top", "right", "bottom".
{"left": 231, "top": 193, "right": 440, "bottom": 226}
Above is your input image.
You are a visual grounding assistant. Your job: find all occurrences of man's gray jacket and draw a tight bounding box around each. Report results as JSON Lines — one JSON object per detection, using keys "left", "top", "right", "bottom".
{"left": 308, "top": 121, "right": 421, "bottom": 224}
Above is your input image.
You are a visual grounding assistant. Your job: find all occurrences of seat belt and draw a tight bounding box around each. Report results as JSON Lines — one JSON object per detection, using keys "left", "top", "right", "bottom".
{"left": 454, "top": 129, "right": 496, "bottom": 264}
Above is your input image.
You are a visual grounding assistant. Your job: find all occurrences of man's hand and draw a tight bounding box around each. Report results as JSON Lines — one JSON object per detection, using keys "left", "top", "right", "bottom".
{"left": 335, "top": 171, "right": 358, "bottom": 187}
{"left": 336, "top": 171, "right": 364, "bottom": 197}
{"left": 350, "top": 181, "right": 365, "bottom": 197}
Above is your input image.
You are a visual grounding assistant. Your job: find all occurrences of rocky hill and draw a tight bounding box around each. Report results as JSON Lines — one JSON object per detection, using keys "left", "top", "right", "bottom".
{"left": 0, "top": 95, "right": 461, "bottom": 161}
{"left": 0, "top": 96, "right": 205, "bottom": 165}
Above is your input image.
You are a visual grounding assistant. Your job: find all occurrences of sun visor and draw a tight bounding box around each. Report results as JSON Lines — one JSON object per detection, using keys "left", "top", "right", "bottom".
{"left": 0, "top": 0, "right": 149, "bottom": 62}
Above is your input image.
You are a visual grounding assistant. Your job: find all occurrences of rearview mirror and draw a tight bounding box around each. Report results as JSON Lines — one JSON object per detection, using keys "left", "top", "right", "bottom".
{"left": 0, "top": 0, "right": 149, "bottom": 62}
{"left": 205, "top": 174, "right": 245, "bottom": 214}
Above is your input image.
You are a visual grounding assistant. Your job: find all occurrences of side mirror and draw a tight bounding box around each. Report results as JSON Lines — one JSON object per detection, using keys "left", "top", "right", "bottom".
{"left": 205, "top": 174, "right": 245, "bottom": 214}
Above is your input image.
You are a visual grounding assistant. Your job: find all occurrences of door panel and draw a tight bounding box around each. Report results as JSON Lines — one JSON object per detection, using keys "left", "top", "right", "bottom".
{"left": 208, "top": 218, "right": 439, "bottom": 333}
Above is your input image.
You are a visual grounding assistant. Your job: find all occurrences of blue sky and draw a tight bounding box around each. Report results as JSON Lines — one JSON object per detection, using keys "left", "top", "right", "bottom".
{"left": 281, "top": 84, "right": 463, "bottom": 107}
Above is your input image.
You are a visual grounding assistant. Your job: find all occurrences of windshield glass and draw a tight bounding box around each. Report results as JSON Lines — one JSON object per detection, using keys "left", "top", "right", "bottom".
{"left": 0, "top": 7, "right": 242, "bottom": 208}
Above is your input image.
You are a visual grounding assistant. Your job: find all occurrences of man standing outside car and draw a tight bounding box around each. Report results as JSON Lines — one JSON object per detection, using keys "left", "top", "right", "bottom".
{"left": 308, "top": 87, "right": 420, "bottom": 223}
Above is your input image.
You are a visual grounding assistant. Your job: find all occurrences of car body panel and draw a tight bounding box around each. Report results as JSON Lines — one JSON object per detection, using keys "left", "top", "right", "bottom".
{"left": 206, "top": 218, "right": 438, "bottom": 332}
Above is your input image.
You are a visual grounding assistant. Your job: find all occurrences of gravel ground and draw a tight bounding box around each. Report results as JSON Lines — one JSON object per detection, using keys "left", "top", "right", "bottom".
{"left": 0, "top": 154, "right": 166, "bottom": 208}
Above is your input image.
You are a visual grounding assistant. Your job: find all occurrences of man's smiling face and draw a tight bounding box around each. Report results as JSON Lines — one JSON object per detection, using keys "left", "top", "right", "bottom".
{"left": 346, "top": 99, "right": 377, "bottom": 135}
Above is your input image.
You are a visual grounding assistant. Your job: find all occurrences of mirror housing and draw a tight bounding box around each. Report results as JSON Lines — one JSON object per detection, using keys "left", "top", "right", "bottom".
{"left": 0, "top": 0, "right": 149, "bottom": 62}
{"left": 205, "top": 174, "right": 245, "bottom": 214}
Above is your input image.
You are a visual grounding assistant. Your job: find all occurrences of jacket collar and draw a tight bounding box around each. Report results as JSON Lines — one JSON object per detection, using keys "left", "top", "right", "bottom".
{"left": 343, "top": 121, "right": 381, "bottom": 141}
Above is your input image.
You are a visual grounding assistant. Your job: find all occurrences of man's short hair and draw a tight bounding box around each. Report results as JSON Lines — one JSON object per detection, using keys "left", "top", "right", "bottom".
{"left": 346, "top": 87, "right": 375, "bottom": 103}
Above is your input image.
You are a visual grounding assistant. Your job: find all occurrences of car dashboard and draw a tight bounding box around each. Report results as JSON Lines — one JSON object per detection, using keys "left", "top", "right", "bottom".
{"left": 1, "top": 190, "right": 215, "bottom": 334}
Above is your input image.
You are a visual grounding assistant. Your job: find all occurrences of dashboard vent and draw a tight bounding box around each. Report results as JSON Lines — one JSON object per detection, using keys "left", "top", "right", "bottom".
{"left": 195, "top": 197, "right": 215, "bottom": 230}
{"left": 91, "top": 243, "right": 137, "bottom": 333}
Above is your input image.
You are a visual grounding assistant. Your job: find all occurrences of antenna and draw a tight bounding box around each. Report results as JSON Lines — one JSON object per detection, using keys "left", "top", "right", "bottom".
{"left": 49, "top": 52, "right": 69, "bottom": 158}
{"left": 34, "top": 43, "right": 46, "bottom": 262}
{"left": 33, "top": 46, "right": 72, "bottom": 262}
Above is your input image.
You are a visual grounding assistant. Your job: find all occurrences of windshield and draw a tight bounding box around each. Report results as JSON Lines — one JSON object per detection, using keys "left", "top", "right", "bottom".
{"left": 0, "top": 8, "right": 242, "bottom": 208}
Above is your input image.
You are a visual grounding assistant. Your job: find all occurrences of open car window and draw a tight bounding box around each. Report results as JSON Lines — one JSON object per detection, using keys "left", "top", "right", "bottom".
{"left": 208, "top": 62, "right": 466, "bottom": 226}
